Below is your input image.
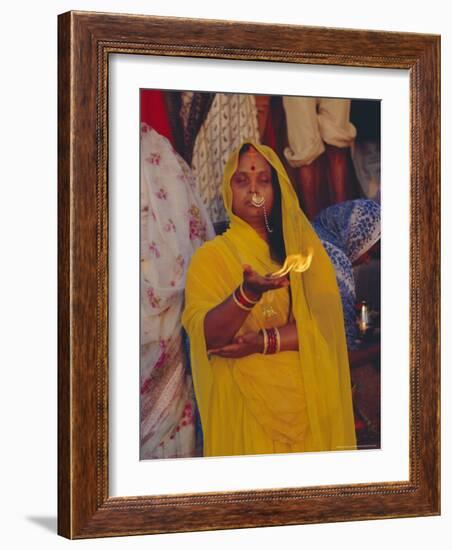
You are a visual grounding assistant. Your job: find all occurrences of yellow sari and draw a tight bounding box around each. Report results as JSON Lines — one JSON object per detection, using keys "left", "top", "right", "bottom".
{"left": 182, "top": 141, "right": 356, "bottom": 457}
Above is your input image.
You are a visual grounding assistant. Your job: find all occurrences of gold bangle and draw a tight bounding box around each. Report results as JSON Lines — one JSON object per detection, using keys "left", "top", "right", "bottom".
{"left": 261, "top": 329, "right": 268, "bottom": 354}
{"left": 232, "top": 290, "right": 253, "bottom": 311}
{"left": 274, "top": 327, "right": 281, "bottom": 353}
{"left": 240, "top": 282, "right": 261, "bottom": 304}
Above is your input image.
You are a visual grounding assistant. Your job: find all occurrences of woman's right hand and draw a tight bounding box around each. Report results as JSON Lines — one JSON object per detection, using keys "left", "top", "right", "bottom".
{"left": 242, "top": 264, "right": 289, "bottom": 301}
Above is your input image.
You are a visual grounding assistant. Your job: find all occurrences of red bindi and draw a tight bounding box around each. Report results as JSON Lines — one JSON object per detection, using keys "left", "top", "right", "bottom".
{"left": 251, "top": 165, "right": 255, "bottom": 171}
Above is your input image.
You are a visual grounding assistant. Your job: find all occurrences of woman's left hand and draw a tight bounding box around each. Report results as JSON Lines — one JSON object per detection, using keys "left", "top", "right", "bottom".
{"left": 207, "top": 331, "right": 263, "bottom": 358}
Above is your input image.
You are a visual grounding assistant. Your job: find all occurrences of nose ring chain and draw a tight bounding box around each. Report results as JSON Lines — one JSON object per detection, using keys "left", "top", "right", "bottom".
{"left": 251, "top": 193, "right": 273, "bottom": 233}
{"left": 262, "top": 203, "right": 273, "bottom": 233}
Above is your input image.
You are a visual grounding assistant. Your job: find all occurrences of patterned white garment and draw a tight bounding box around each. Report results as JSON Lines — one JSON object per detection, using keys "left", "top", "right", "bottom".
{"left": 351, "top": 140, "right": 381, "bottom": 203}
{"left": 312, "top": 199, "right": 381, "bottom": 349}
{"left": 140, "top": 124, "right": 215, "bottom": 459}
{"left": 191, "top": 93, "right": 260, "bottom": 223}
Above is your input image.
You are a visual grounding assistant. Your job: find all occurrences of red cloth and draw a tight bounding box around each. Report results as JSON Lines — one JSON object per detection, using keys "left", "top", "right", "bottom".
{"left": 140, "top": 90, "right": 175, "bottom": 147}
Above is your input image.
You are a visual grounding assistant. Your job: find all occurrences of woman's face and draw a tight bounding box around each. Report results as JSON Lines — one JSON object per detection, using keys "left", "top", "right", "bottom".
{"left": 230, "top": 147, "right": 275, "bottom": 223}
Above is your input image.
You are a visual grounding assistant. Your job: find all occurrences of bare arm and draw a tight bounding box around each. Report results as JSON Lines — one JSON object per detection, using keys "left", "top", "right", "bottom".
{"left": 204, "top": 293, "right": 254, "bottom": 350}
{"left": 204, "top": 265, "right": 289, "bottom": 350}
{"left": 277, "top": 322, "right": 299, "bottom": 351}
{"left": 208, "top": 321, "right": 299, "bottom": 358}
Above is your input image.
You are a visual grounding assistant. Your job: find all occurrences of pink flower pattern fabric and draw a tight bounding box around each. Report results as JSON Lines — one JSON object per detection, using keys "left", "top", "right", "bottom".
{"left": 140, "top": 124, "right": 215, "bottom": 459}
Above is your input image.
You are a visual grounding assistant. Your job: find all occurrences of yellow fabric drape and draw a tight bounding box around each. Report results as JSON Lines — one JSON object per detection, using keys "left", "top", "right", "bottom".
{"left": 181, "top": 141, "right": 356, "bottom": 457}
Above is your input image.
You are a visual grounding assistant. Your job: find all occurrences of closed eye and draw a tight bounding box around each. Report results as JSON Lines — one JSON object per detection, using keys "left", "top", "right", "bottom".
{"left": 233, "top": 175, "right": 249, "bottom": 185}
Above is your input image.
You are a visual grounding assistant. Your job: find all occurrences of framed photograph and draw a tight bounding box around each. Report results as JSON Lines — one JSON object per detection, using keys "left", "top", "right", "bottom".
{"left": 58, "top": 10, "right": 440, "bottom": 539}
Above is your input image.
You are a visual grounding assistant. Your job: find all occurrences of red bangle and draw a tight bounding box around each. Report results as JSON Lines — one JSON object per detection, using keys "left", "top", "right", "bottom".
{"left": 259, "top": 329, "right": 268, "bottom": 354}
{"left": 268, "top": 328, "right": 277, "bottom": 354}
{"left": 261, "top": 327, "right": 280, "bottom": 354}
{"left": 240, "top": 283, "right": 261, "bottom": 304}
{"left": 233, "top": 286, "right": 256, "bottom": 310}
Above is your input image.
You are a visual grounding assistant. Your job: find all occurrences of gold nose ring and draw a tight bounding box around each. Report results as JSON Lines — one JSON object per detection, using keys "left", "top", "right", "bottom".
{"left": 251, "top": 193, "right": 265, "bottom": 207}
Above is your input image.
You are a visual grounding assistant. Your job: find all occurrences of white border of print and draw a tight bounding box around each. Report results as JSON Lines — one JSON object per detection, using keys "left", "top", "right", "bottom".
{"left": 108, "top": 54, "right": 409, "bottom": 497}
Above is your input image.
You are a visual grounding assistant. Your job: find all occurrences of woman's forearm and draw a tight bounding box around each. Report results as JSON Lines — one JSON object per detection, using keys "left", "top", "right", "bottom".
{"left": 204, "top": 266, "right": 289, "bottom": 351}
{"left": 204, "top": 293, "right": 254, "bottom": 350}
{"left": 204, "top": 282, "right": 264, "bottom": 350}
{"left": 206, "top": 321, "right": 299, "bottom": 359}
{"left": 276, "top": 322, "right": 299, "bottom": 351}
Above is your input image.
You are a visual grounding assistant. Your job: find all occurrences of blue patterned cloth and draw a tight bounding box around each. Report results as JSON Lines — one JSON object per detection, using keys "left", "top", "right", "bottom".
{"left": 312, "top": 199, "right": 381, "bottom": 349}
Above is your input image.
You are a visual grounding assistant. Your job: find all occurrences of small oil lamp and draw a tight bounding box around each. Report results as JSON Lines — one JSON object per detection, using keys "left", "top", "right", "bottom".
{"left": 358, "top": 301, "right": 370, "bottom": 336}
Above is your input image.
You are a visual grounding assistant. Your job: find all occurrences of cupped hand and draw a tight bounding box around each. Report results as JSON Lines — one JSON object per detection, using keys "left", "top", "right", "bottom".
{"left": 207, "top": 331, "right": 263, "bottom": 358}
{"left": 242, "top": 264, "right": 289, "bottom": 301}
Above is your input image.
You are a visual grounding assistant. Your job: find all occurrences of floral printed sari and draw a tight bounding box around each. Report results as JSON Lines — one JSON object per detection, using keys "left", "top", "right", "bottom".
{"left": 140, "top": 124, "right": 215, "bottom": 458}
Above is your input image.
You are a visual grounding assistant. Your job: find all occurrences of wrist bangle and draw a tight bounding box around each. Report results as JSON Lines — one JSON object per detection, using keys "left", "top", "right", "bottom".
{"left": 232, "top": 288, "right": 254, "bottom": 311}
{"left": 240, "top": 282, "right": 261, "bottom": 304}
{"left": 233, "top": 285, "right": 258, "bottom": 310}
{"left": 274, "top": 327, "right": 281, "bottom": 353}
{"left": 268, "top": 328, "right": 276, "bottom": 354}
{"left": 263, "top": 327, "right": 280, "bottom": 354}
{"left": 260, "top": 329, "right": 268, "bottom": 354}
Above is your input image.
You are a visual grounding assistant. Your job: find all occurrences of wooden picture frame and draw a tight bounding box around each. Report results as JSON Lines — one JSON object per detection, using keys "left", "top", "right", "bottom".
{"left": 57, "top": 10, "right": 440, "bottom": 539}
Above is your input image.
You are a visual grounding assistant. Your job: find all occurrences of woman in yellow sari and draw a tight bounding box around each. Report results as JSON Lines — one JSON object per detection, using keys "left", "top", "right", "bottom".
{"left": 182, "top": 141, "right": 356, "bottom": 457}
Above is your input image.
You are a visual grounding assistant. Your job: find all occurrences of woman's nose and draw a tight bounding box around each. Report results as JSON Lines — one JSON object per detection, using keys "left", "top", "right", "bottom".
{"left": 249, "top": 178, "right": 257, "bottom": 193}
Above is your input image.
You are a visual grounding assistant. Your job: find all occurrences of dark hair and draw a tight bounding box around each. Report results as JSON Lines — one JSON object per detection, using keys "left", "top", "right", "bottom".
{"left": 268, "top": 167, "right": 286, "bottom": 264}
{"left": 238, "top": 144, "right": 286, "bottom": 265}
